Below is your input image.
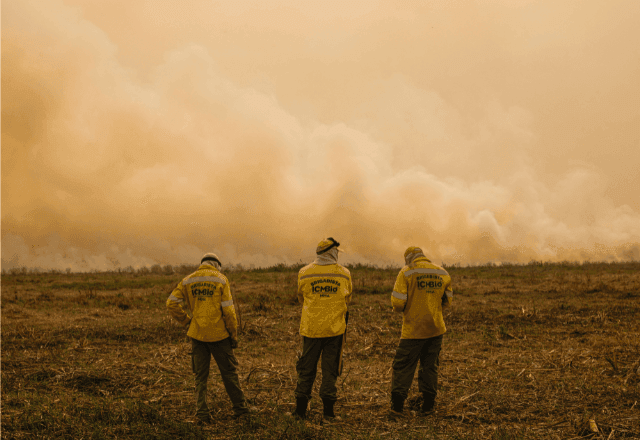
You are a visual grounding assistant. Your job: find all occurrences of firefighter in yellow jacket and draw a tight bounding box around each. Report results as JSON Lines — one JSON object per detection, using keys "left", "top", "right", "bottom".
{"left": 166, "top": 253, "right": 251, "bottom": 423}
{"left": 294, "top": 238, "right": 353, "bottom": 422}
{"left": 389, "top": 246, "right": 453, "bottom": 417}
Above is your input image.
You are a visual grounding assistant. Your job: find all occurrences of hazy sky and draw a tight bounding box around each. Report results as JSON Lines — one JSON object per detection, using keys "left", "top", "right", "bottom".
{"left": 2, "top": 0, "right": 639, "bottom": 270}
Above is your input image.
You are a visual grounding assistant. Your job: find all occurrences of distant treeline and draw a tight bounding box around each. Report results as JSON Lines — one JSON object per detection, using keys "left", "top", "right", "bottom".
{"left": 2, "top": 260, "right": 640, "bottom": 276}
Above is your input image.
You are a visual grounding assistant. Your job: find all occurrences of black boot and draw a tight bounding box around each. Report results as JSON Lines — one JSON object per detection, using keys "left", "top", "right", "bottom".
{"left": 295, "top": 395, "right": 308, "bottom": 419}
{"left": 322, "top": 398, "right": 342, "bottom": 423}
{"left": 389, "top": 392, "right": 405, "bottom": 419}
{"left": 322, "top": 398, "right": 335, "bottom": 418}
{"left": 422, "top": 392, "right": 435, "bottom": 415}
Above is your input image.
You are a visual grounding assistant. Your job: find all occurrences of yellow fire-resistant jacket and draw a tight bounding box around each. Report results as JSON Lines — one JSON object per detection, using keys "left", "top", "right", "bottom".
{"left": 391, "top": 257, "right": 452, "bottom": 339}
{"left": 166, "top": 264, "right": 238, "bottom": 342}
{"left": 298, "top": 263, "right": 353, "bottom": 338}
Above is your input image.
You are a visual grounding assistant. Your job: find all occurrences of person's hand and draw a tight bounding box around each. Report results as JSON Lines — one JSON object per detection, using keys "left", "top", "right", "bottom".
{"left": 230, "top": 339, "right": 239, "bottom": 349}
{"left": 184, "top": 318, "right": 192, "bottom": 330}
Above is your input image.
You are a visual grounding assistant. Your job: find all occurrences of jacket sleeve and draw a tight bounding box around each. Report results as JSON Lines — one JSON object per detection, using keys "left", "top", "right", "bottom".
{"left": 220, "top": 282, "right": 238, "bottom": 341}
{"left": 344, "top": 271, "right": 353, "bottom": 306}
{"left": 166, "top": 282, "right": 191, "bottom": 327}
{"left": 391, "top": 270, "right": 408, "bottom": 312}
{"left": 442, "top": 274, "right": 453, "bottom": 308}
{"left": 297, "top": 273, "right": 304, "bottom": 304}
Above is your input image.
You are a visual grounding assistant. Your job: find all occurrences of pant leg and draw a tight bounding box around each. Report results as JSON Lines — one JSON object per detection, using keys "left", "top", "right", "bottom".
{"left": 418, "top": 335, "right": 443, "bottom": 398}
{"left": 209, "top": 338, "right": 247, "bottom": 415}
{"left": 319, "top": 335, "right": 343, "bottom": 402}
{"left": 191, "top": 338, "right": 211, "bottom": 419}
{"left": 391, "top": 339, "right": 425, "bottom": 399}
{"left": 295, "top": 337, "right": 323, "bottom": 400}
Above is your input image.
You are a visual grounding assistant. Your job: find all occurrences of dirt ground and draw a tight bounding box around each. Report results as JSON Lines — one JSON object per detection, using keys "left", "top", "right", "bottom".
{"left": 2, "top": 262, "right": 639, "bottom": 439}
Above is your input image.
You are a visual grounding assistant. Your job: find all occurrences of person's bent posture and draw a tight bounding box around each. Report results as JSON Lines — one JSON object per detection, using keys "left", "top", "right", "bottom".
{"left": 389, "top": 247, "right": 453, "bottom": 418}
{"left": 166, "top": 253, "right": 251, "bottom": 423}
{"left": 294, "top": 238, "right": 353, "bottom": 422}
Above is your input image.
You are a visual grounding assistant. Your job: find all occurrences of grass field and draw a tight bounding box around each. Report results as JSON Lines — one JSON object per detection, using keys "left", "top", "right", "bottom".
{"left": 2, "top": 262, "right": 639, "bottom": 439}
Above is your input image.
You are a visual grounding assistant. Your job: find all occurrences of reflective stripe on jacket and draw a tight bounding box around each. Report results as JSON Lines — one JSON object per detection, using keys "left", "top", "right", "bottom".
{"left": 166, "top": 264, "right": 238, "bottom": 342}
{"left": 298, "top": 263, "right": 353, "bottom": 338}
{"left": 391, "top": 256, "right": 452, "bottom": 339}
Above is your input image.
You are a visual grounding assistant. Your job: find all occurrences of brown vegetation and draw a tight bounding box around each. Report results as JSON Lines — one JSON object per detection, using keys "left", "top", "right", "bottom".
{"left": 2, "top": 262, "right": 639, "bottom": 439}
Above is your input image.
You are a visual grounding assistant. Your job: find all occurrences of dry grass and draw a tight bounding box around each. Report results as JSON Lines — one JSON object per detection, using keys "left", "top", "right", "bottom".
{"left": 2, "top": 262, "right": 639, "bottom": 439}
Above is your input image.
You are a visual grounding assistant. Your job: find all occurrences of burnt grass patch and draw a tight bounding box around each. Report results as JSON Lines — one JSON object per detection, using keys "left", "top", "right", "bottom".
{"left": 2, "top": 262, "right": 640, "bottom": 439}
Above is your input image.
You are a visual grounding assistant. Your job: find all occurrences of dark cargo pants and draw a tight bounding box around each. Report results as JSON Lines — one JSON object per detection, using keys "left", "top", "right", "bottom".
{"left": 391, "top": 335, "right": 443, "bottom": 400}
{"left": 295, "top": 335, "right": 342, "bottom": 402}
{"left": 191, "top": 337, "right": 248, "bottom": 418}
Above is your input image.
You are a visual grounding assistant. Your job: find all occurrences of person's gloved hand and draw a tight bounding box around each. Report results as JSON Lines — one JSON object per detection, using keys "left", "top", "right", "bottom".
{"left": 230, "top": 339, "right": 239, "bottom": 349}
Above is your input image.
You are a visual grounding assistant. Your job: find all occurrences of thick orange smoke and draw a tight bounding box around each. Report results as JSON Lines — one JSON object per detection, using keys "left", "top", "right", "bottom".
{"left": 2, "top": 0, "right": 640, "bottom": 271}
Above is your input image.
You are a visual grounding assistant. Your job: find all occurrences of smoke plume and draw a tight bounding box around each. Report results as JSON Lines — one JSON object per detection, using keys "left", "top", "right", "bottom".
{"left": 3, "top": 0, "right": 640, "bottom": 271}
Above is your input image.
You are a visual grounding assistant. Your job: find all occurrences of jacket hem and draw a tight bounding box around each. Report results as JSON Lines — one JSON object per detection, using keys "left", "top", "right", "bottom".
{"left": 188, "top": 334, "right": 231, "bottom": 343}
{"left": 299, "top": 331, "right": 345, "bottom": 338}
{"left": 400, "top": 329, "right": 446, "bottom": 340}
